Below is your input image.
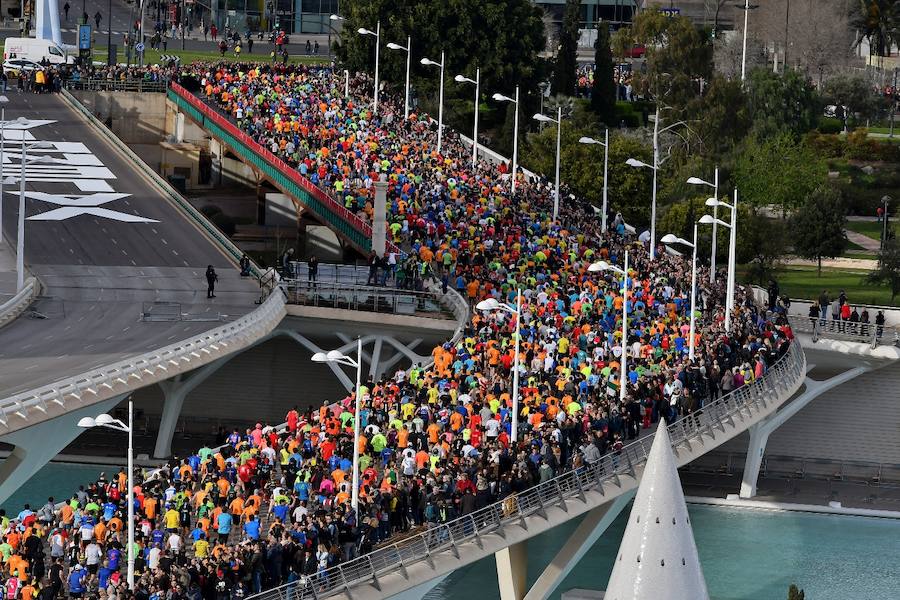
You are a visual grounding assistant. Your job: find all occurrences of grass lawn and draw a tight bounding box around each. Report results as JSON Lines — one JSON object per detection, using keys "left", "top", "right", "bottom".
{"left": 92, "top": 46, "right": 330, "bottom": 66}
{"left": 740, "top": 265, "right": 899, "bottom": 307}
{"left": 845, "top": 220, "right": 898, "bottom": 242}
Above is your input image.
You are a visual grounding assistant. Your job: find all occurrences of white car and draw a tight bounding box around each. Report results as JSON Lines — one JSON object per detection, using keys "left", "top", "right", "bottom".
{"left": 3, "top": 58, "right": 42, "bottom": 76}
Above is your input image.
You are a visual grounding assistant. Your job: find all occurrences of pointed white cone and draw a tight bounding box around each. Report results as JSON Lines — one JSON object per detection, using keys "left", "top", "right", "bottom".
{"left": 605, "top": 424, "right": 710, "bottom": 600}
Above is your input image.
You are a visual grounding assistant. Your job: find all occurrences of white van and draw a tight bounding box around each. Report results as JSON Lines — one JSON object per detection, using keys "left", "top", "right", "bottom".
{"left": 2, "top": 37, "right": 75, "bottom": 66}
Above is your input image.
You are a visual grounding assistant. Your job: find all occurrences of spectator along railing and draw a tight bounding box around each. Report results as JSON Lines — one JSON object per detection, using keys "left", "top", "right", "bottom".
{"left": 791, "top": 315, "right": 899, "bottom": 349}
{"left": 248, "top": 341, "right": 806, "bottom": 600}
{"left": 167, "top": 82, "right": 398, "bottom": 257}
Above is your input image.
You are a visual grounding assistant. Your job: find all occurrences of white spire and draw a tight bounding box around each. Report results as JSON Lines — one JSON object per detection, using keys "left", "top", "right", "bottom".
{"left": 605, "top": 424, "right": 709, "bottom": 600}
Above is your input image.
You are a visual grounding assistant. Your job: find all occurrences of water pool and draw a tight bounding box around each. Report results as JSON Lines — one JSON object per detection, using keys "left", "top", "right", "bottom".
{"left": 1, "top": 462, "right": 116, "bottom": 514}
{"left": 425, "top": 503, "right": 900, "bottom": 600}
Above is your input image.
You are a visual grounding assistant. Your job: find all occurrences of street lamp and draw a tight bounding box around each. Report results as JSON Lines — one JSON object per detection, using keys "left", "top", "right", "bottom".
{"left": 736, "top": 0, "right": 760, "bottom": 81}
{"left": 662, "top": 226, "right": 699, "bottom": 360}
{"left": 476, "top": 293, "right": 522, "bottom": 443}
{"left": 3, "top": 139, "right": 60, "bottom": 292}
{"left": 420, "top": 52, "right": 445, "bottom": 154}
{"left": 78, "top": 398, "right": 134, "bottom": 589}
{"left": 455, "top": 70, "right": 480, "bottom": 168}
{"left": 579, "top": 131, "right": 610, "bottom": 232}
{"left": 492, "top": 88, "right": 520, "bottom": 194}
{"left": 686, "top": 167, "right": 719, "bottom": 282}
{"left": 311, "top": 341, "right": 363, "bottom": 520}
{"left": 626, "top": 107, "right": 687, "bottom": 260}
{"left": 588, "top": 252, "right": 629, "bottom": 402}
{"left": 328, "top": 14, "right": 344, "bottom": 59}
{"left": 357, "top": 22, "right": 381, "bottom": 116}
{"left": 533, "top": 108, "right": 564, "bottom": 223}
{"left": 386, "top": 37, "right": 411, "bottom": 119}
{"left": 702, "top": 189, "right": 739, "bottom": 332}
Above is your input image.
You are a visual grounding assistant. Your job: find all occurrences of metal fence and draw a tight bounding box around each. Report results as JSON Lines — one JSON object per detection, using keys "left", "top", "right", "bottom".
{"left": 66, "top": 78, "right": 168, "bottom": 93}
{"left": 281, "top": 280, "right": 449, "bottom": 318}
{"left": 248, "top": 341, "right": 806, "bottom": 600}
{"left": 790, "top": 315, "right": 899, "bottom": 349}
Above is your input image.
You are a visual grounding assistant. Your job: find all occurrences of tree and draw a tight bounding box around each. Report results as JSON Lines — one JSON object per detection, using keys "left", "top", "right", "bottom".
{"left": 791, "top": 186, "right": 848, "bottom": 275}
{"left": 867, "top": 238, "right": 900, "bottom": 302}
{"left": 606, "top": 134, "right": 654, "bottom": 226}
{"left": 553, "top": 0, "right": 580, "bottom": 97}
{"left": 732, "top": 132, "right": 827, "bottom": 213}
{"left": 822, "top": 73, "right": 888, "bottom": 131}
{"left": 851, "top": 0, "right": 898, "bottom": 59}
{"left": 745, "top": 68, "right": 821, "bottom": 139}
{"left": 591, "top": 23, "right": 616, "bottom": 124}
{"left": 692, "top": 76, "right": 751, "bottom": 155}
{"left": 740, "top": 211, "right": 788, "bottom": 285}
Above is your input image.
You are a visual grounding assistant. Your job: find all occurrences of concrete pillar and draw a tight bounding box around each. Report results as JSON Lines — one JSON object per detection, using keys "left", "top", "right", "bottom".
{"left": 496, "top": 541, "right": 528, "bottom": 600}
{"left": 154, "top": 357, "right": 230, "bottom": 458}
{"left": 523, "top": 491, "right": 635, "bottom": 600}
{"left": 175, "top": 112, "right": 185, "bottom": 143}
{"left": 372, "top": 175, "right": 388, "bottom": 256}
{"left": 0, "top": 395, "right": 125, "bottom": 505}
{"left": 739, "top": 423, "right": 771, "bottom": 499}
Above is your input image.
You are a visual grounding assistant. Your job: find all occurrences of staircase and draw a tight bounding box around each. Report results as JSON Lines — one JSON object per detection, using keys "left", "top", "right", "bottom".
{"left": 248, "top": 342, "right": 806, "bottom": 600}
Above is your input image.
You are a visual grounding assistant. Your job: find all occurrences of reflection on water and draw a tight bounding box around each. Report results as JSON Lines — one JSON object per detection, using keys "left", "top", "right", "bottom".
{"left": 425, "top": 504, "right": 900, "bottom": 600}
{"left": 1, "top": 462, "right": 116, "bottom": 513}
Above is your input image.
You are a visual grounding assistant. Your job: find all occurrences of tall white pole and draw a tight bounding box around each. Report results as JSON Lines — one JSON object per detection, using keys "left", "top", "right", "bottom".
{"left": 619, "top": 251, "right": 628, "bottom": 403}
{"left": 601, "top": 128, "right": 609, "bottom": 233}
{"left": 16, "top": 141, "right": 26, "bottom": 292}
{"left": 472, "top": 68, "right": 480, "bottom": 168}
{"left": 511, "top": 86, "right": 519, "bottom": 194}
{"left": 403, "top": 36, "right": 410, "bottom": 119}
{"left": 688, "top": 223, "right": 698, "bottom": 360}
{"left": 726, "top": 189, "right": 738, "bottom": 332}
{"left": 650, "top": 106, "right": 659, "bottom": 260}
{"left": 710, "top": 167, "right": 718, "bottom": 283}
{"left": 436, "top": 51, "right": 445, "bottom": 154}
{"left": 126, "top": 398, "right": 135, "bottom": 590}
{"left": 373, "top": 21, "right": 380, "bottom": 116}
{"left": 552, "top": 106, "right": 561, "bottom": 222}
{"left": 741, "top": 0, "right": 750, "bottom": 81}
{"left": 351, "top": 338, "right": 362, "bottom": 521}
{"left": 0, "top": 109, "right": 4, "bottom": 244}
{"left": 511, "top": 289, "right": 521, "bottom": 443}
{"left": 344, "top": 69, "right": 349, "bottom": 99}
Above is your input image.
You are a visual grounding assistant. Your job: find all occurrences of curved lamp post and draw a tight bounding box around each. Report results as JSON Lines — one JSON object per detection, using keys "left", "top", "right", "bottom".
{"left": 386, "top": 37, "right": 411, "bottom": 119}
{"left": 492, "top": 88, "right": 519, "bottom": 194}
{"left": 589, "top": 253, "right": 629, "bottom": 402}
{"left": 420, "top": 52, "right": 445, "bottom": 153}
{"left": 533, "top": 108, "right": 563, "bottom": 223}
{"left": 662, "top": 226, "right": 699, "bottom": 360}
{"left": 579, "top": 131, "right": 610, "bottom": 232}
{"left": 476, "top": 293, "right": 522, "bottom": 443}
{"left": 455, "top": 70, "right": 480, "bottom": 167}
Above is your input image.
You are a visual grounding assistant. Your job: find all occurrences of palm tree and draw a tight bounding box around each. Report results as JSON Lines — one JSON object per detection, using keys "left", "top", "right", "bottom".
{"left": 851, "top": 0, "right": 898, "bottom": 58}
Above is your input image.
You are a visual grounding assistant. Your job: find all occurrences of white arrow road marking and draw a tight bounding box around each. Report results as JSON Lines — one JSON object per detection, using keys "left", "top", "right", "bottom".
{"left": 27, "top": 207, "right": 159, "bottom": 222}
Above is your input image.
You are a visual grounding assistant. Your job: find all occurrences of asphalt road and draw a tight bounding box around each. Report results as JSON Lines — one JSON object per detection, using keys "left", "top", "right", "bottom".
{"left": 0, "top": 89, "right": 260, "bottom": 399}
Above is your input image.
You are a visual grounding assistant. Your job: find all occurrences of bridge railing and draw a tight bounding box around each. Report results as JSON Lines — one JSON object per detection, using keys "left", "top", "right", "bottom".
{"left": 789, "top": 315, "right": 899, "bottom": 349}
{"left": 167, "top": 83, "right": 398, "bottom": 256}
{"left": 66, "top": 78, "right": 168, "bottom": 93}
{"left": 281, "top": 280, "right": 453, "bottom": 318}
{"left": 250, "top": 341, "right": 805, "bottom": 600}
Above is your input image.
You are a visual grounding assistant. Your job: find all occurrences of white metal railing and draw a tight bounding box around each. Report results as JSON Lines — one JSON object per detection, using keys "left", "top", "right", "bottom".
{"left": 249, "top": 341, "right": 805, "bottom": 600}
{"left": 0, "top": 277, "right": 40, "bottom": 329}
{"left": 0, "top": 289, "right": 287, "bottom": 431}
{"left": 790, "top": 314, "right": 899, "bottom": 349}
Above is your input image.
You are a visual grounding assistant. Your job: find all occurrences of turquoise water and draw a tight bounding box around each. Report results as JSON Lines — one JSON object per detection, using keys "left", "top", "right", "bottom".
{"left": 426, "top": 503, "right": 900, "bottom": 600}
{"left": 1, "top": 462, "right": 116, "bottom": 513}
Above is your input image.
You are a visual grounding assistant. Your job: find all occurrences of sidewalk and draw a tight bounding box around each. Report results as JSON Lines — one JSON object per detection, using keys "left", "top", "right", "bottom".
{"left": 782, "top": 255, "right": 878, "bottom": 270}
{"left": 845, "top": 228, "right": 882, "bottom": 252}
{"left": 0, "top": 235, "right": 20, "bottom": 306}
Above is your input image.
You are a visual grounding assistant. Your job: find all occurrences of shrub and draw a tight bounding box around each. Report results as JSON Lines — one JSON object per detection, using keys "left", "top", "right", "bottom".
{"left": 817, "top": 117, "right": 843, "bottom": 134}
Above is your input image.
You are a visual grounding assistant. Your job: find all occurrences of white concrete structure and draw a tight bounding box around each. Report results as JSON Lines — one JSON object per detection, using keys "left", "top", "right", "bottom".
{"left": 605, "top": 425, "right": 709, "bottom": 600}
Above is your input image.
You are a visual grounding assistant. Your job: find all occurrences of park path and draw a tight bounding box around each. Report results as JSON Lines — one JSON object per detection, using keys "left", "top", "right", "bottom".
{"left": 845, "top": 229, "right": 882, "bottom": 252}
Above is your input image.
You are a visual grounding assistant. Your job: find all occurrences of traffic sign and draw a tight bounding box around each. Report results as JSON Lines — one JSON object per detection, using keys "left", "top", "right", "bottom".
{"left": 135, "top": 42, "right": 145, "bottom": 52}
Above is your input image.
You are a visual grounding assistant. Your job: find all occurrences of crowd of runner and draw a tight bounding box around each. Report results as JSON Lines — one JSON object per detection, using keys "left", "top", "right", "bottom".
{"left": 0, "top": 64, "right": 795, "bottom": 600}
{"left": 575, "top": 63, "right": 637, "bottom": 101}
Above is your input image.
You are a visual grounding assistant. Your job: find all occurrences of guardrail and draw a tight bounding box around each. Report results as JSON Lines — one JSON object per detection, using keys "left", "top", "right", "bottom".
{"left": 790, "top": 314, "right": 899, "bottom": 349}
{"left": 60, "top": 88, "right": 266, "bottom": 281}
{"left": 167, "top": 83, "right": 399, "bottom": 256}
{"left": 0, "top": 277, "right": 40, "bottom": 329}
{"left": 281, "top": 280, "right": 452, "bottom": 318}
{"left": 0, "top": 289, "right": 287, "bottom": 431}
{"left": 66, "top": 78, "right": 168, "bottom": 93}
{"left": 250, "top": 341, "right": 805, "bottom": 600}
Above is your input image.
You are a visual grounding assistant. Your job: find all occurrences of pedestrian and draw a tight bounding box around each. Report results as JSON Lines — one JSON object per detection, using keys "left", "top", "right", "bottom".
{"left": 305, "top": 39, "right": 311, "bottom": 54}
{"left": 63, "top": 2, "right": 70, "bottom": 21}
{"left": 308, "top": 254, "right": 318, "bottom": 284}
{"left": 94, "top": 11, "right": 102, "bottom": 29}
{"left": 314, "top": 40, "right": 319, "bottom": 54}
{"left": 205, "top": 265, "right": 218, "bottom": 298}
{"left": 239, "top": 254, "right": 251, "bottom": 276}
{"left": 247, "top": 37, "right": 253, "bottom": 53}
{"left": 211, "top": 23, "right": 217, "bottom": 41}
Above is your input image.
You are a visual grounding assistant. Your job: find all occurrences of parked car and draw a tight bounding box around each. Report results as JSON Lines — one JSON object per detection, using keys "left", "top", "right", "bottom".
{"left": 623, "top": 44, "right": 646, "bottom": 58}
{"left": 2, "top": 58, "right": 42, "bottom": 76}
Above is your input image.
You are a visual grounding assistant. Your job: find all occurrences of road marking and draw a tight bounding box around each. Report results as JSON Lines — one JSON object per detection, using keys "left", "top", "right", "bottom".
{"left": 161, "top": 238, "right": 168, "bottom": 245}
{"left": 69, "top": 248, "right": 74, "bottom": 254}
{"left": 182, "top": 260, "right": 189, "bottom": 266}
{"left": 24, "top": 364, "right": 38, "bottom": 371}
{"left": 22, "top": 344, "right": 31, "bottom": 350}
{"left": 111, "top": 237, "right": 117, "bottom": 245}
{"left": 122, "top": 327, "right": 130, "bottom": 332}
{"left": 131, "top": 259, "right": 136, "bottom": 265}
{"left": 121, "top": 249, "right": 128, "bottom": 255}
{"left": 172, "top": 250, "right": 178, "bottom": 256}
{"left": 151, "top": 228, "right": 158, "bottom": 234}
{"left": 84, "top": 344, "right": 94, "bottom": 350}
{"left": 64, "top": 325, "right": 71, "bottom": 331}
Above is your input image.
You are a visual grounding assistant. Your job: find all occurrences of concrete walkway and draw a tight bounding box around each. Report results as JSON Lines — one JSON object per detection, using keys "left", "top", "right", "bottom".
{"left": 845, "top": 229, "right": 882, "bottom": 252}
{"left": 0, "top": 236, "right": 21, "bottom": 306}
{"left": 782, "top": 255, "right": 878, "bottom": 270}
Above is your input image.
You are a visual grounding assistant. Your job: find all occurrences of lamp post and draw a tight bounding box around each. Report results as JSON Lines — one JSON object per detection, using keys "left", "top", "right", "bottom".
{"left": 455, "top": 70, "right": 480, "bottom": 168}
{"left": 736, "top": 0, "right": 760, "bottom": 81}
{"left": 578, "top": 131, "right": 610, "bottom": 232}
{"left": 420, "top": 52, "right": 445, "bottom": 154}
{"left": 476, "top": 292, "right": 522, "bottom": 443}
{"left": 3, "top": 139, "right": 59, "bottom": 292}
{"left": 686, "top": 167, "right": 719, "bottom": 282}
{"left": 312, "top": 341, "right": 363, "bottom": 520}
{"left": 357, "top": 21, "right": 380, "bottom": 116}
{"left": 78, "top": 398, "right": 134, "bottom": 589}
{"left": 492, "top": 87, "right": 519, "bottom": 194}
{"left": 533, "top": 107, "right": 563, "bottom": 223}
{"left": 626, "top": 107, "right": 686, "bottom": 260}
{"left": 703, "top": 190, "right": 739, "bottom": 332}
{"left": 662, "top": 226, "right": 699, "bottom": 360}
{"left": 343, "top": 69, "right": 349, "bottom": 98}
{"left": 328, "top": 13, "right": 344, "bottom": 60}
{"left": 589, "top": 252, "right": 629, "bottom": 402}
{"left": 0, "top": 105, "right": 8, "bottom": 245}
{"left": 386, "top": 37, "right": 411, "bottom": 119}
